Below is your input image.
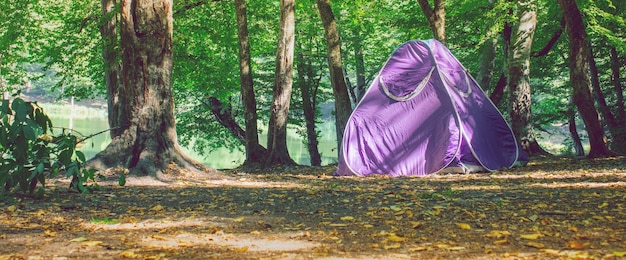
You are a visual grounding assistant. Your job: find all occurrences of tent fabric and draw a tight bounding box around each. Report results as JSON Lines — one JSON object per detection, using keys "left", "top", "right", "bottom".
{"left": 336, "top": 39, "right": 526, "bottom": 177}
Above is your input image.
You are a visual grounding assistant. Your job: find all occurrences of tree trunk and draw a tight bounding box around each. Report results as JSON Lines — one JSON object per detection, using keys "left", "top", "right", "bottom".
{"left": 266, "top": 0, "right": 296, "bottom": 166}
{"left": 235, "top": 0, "right": 265, "bottom": 164}
{"left": 609, "top": 47, "right": 626, "bottom": 154}
{"left": 296, "top": 52, "right": 322, "bottom": 166}
{"left": 417, "top": 0, "right": 446, "bottom": 45}
{"left": 557, "top": 0, "right": 613, "bottom": 158}
{"left": 99, "top": 0, "right": 126, "bottom": 139}
{"left": 317, "top": 0, "right": 353, "bottom": 156}
{"left": 507, "top": 0, "right": 546, "bottom": 156}
{"left": 588, "top": 45, "right": 626, "bottom": 153}
{"left": 477, "top": 37, "right": 497, "bottom": 93}
{"left": 568, "top": 98, "right": 585, "bottom": 157}
{"left": 204, "top": 96, "right": 267, "bottom": 157}
{"left": 89, "top": 0, "right": 211, "bottom": 178}
{"left": 353, "top": 28, "right": 367, "bottom": 102}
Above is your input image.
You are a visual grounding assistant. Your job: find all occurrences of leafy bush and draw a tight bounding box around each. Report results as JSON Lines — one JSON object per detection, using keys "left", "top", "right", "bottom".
{"left": 0, "top": 97, "right": 97, "bottom": 195}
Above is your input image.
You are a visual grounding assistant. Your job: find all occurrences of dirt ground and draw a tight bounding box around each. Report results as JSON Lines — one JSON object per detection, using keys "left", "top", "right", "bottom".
{"left": 1, "top": 156, "right": 625, "bottom": 260}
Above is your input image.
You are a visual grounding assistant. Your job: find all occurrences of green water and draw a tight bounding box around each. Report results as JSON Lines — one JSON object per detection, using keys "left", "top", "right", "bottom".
{"left": 47, "top": 108, "right": 338, "bottom": 169}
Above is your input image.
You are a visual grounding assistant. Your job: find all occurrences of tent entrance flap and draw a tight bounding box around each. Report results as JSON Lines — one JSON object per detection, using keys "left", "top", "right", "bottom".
{"left": 336, "top": 39, "right": 526, "bottom": 177}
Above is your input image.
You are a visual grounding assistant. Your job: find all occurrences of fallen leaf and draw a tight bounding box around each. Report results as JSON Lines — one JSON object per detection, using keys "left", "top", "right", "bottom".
{"left": 565, "top": 241, "right": 589, "bottom": 249}
{"left": 7, "top": 205, "right": 16, "bottom": 212}
{"left": 150, "top": 205, "right": 164, "bottom": 211}
{"left": 340, "top": 216, "right": 354, "bottom": 221}
{"left": 362, "top": 224, "right": 374, "bottom": 229}
{"left": 485, "top": 230, "right": 511, "bottom": 238}
{"left": 456, "top": 223, "right": 471, "bottom": 230}
{"left": 82, "top": 241, "right": 103, "bottom": 247}
{"left": 384, "top": 243, "right": 402, "bottom": 249}
{"left": 493, "top": 239, "right": 509, "bottom": 246}
{"left": 234, "top": 246, "right": 249, "bottom": 252}
{"left": 387, "top": 233, "right": 408, "bottom": 242}
{"left": 44, "top": 230, "right": 56, "bottom": 237}
{"left": 598, "top": 202, "right": 608, "bottom": 209}
{"left": 448, "top": 246, "right": 466, "bottom": 251}
{"left": 119, "top": 250, "right": 140, "bottom": 258}
{"left": 520, "top": 233, "right": 540, "bottom": 240}
{"left": 613, "top": 251, "right": 626, "bottom": 257}
{"left": 233, "top": 216, "right": 245, "bottom": 222}
{"left": 70, "top": 237, "right": 88, "bottom": 242}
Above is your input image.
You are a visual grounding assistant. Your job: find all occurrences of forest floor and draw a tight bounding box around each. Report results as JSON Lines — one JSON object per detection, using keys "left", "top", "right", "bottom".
{"left": 1, "top": 155, "right": 626, "bottom": 260}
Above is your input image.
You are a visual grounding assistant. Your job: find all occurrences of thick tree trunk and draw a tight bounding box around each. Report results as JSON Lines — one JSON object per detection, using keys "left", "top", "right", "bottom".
{"left": 296, "top": 52, "right": 322, "bottom": 166}
{"left": 317, "top": 0, "right": 353, "bottom": 156}
{"left": 507, "top": 0, "right": 546, "bottom": 156}
{"left": 557, "top": 0, "right": 613, "bottom": 158}
{"left": 99, "top": 0, "right": 126, "bottom": 139}
{"left": 266, "top": 0, "right": 296, "bottom": 166}
{"left": 235, "top": 0, "right": 265, "bottom": 164}
{"left": 417, "top": 0, "right": 446, "bottom": 45}
{"left": 89, "top": 0, "right": 211, "bottom": 178}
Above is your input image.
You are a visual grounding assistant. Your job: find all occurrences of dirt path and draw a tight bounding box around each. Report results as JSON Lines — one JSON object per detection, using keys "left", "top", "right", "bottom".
{"left": 1, "top": 156, "right": 625, "bottom": 259}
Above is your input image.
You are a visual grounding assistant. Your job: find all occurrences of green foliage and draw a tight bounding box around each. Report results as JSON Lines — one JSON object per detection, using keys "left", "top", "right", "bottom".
{"left": 0, "top": 97, "right": 97, "bottom": 195}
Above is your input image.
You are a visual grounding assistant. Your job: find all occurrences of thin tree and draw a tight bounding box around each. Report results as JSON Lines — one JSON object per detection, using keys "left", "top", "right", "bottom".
{"left": 89, "top": 0, "right": 212, "bottom": 178}
{"left": 266, "top": 0, "right": 297, "bottom": 166}
{"left": 235, "top": 0, "right": 266, "bottom": 165}
{"left": 417, "top": 0, "right": 446, "bottom": 45}
{"left": 557, "top": 0, "right": 613, "bottom": 158}
{"left": 316, "top": 0, "right": 353, "bottom": 155}
{"left": 506, "top": 0, "right": 545, "bottom": 155}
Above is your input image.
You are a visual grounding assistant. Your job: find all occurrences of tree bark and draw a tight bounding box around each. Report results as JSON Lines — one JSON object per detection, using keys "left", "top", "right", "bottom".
{"left": 317, "top": 0, "right": 353, "bottom": 156}
{"left": 417, "top": 0, "right": 446, "bottom": 45}
{"left": 89, "top": 0, "right": 211, "bottom": 178}
{"left": 296, "top": 52, "right": 322, "bottom": 166}
{"left": 557, "top": 0, "right": 613, "bottom": 158}
{"left": 99, "top": 0, "right": 126, "bottom": 139}
{"left": 235, "top": 0, "right": 265, "bottom": 164}
{"left": 266, "top": 0, "right": 296, "bottom": 166}
{"left": 506, "top": 0, "right": 546, "bottom": 156}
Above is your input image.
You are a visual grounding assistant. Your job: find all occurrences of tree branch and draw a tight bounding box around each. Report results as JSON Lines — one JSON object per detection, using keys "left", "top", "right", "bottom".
{"left": 531, "top": 16, "right": 565, "bottom": 58}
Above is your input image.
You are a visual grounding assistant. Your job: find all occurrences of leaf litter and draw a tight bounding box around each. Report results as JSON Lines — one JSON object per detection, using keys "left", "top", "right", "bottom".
{"left": 0, "top": 156, "right": 625, "bottom": 259}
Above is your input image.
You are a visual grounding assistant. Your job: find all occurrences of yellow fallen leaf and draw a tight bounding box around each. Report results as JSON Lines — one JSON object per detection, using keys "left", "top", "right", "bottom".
{"left": 7, "top": 205, "right": 16, "bottom": 212}
{"left": 340, "top": 216, "right": 354, "bottom": 221}
{"left": 388, "top": 233, "right": 408, "bottom": 242}
{"left": 598, "top": 202, "right": 608, "bottom": 209}
{"left": 456, "top": 223, "right": 471, "bottom": 230}
{"left": 234, "top": 246, "right": 249, "bottom": 252}
{"left": 565, "top": 241, "right": 589, "bottom": 249}
{"left": 613, "top": 251, "right": 626, "bottom": 257}
{"left": 329, "top": 223, "right": 348, "bottom": 227}
{"left": 520, "top": 233, "right": 540, "bottom": 240}
{"left": 485, "top": 230, "right": 511, "bottom": 238}
{"left": 233, "top": 216, "right": 245, "bottom": 222}
{"left": 448, "top": 246, "right": 466, "bottom": 251}
{"left": 119, "top": 250, "right": 140, "bottom": 258}
{"left": 44, "top": 230, "right": 56, "bottom": 237}
{"left": 82, "top": 241, "right": 103, "bottom": 247}
{"left": 384, "top": 243, "right": 402, "bottom": 249}
{"left": 409, "top": 246, "right": 428, "bottom": 252}
{"left": 525, "top": 242, "right": 544, "bottom": 248}
{"left": 150, "top": 205, "right": 164, "bottom": 211}
{"left": 411, "top": 221, "right": 423, "bottom": 229}
{"left": 70, "top": 237, "right": 88, "bottom": 242}
{"left": 540, "top": 249, "right": 561, "bottom": 256}
{"left": 493, "top": 239, "right": 509, "bottom": 246}
{"left": 362, "top": 224, "right": 374, "bottom": 229}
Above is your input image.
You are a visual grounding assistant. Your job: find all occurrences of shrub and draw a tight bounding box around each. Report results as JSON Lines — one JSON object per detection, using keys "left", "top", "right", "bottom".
{"left": 0, "top": 97, "right": 97, "bottom": 196}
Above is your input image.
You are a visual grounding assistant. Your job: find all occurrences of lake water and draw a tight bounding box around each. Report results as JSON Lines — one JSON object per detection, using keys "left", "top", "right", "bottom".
{"left": 47, "top": 111, "right": 339, "bottom": 169}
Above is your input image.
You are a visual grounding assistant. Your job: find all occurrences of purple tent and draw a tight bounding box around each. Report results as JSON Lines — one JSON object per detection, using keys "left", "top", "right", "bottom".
{"left": 336, "top": 39, "right": 527, "bottom": 177}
